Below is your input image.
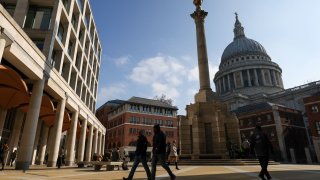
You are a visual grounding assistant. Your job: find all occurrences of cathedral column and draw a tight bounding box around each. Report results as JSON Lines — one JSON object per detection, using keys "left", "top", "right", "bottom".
{"left": 222, "top": 77, "right": 226, "bottom": 92}
{"left": 272, "top": 70, "right": 278, "bottom": 86}
{"left": 227, "top": 75, "right": 231, "bottom": 91}
{"left": 65, "top": 110, "right": 79, "bottom": 166}
{"left": 218, "top": 79, "right": 222, "bottom": 93}
{"left": 233, "top": 73, "right": 237, "bottom": 88}
{"left": 16, "top": 78, "right": 45, "bottom": 170}
{"left": 261, "top": 69, "right": 267, "bottom": 86}
{"left": 0, "top": 107, "right": 7, "bottom": 141}
{"left": 254, "top": 69, "right": 259, "bottom": 86}
{"left": 0, "top": 38, "right": 6, "bottom": 63}
{"left": 31, "top": 120, "right": 42, "bottom": 165}
{"left": 47, "top": 97, "right": 66, "bottom": 167}
{"left": 247, "top": 70, "right": 252, "bottom": 86}
{"left": 38, "top": 124, "right": 49, "bottom": 165}
{"left": 85, "top": 124, "right": 94, "bottom": 162}
{"left": 77, "top": 118, "right": 87, "bottom": 162}
{"left": 240, "top": 71, "right": 244, "bottom": 87}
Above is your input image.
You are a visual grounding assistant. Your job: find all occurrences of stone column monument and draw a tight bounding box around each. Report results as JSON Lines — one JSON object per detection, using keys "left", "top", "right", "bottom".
{"left": 191, "top": 0, "right": 215, "bottom": 102}
{"left": 180, "top": 1, "right": 241, "bottom": 160}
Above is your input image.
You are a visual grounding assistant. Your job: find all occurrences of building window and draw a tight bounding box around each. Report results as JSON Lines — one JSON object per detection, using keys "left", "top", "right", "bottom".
{"left": 267, "top": 114, "right": 272, "bottom": 121}
{"left": 315, "top": 122, "right": 320, "bottom": 135}
{"left": 32, "top": 39, "right": 45, "bottom": 50}
{"left": 57, "top": 23, "right": 64, "bottom": 42}
{"left": 3, "top": 4, "right": 16, "bottom": 17}
{"left": 24, "top": 6, "right": 52, "bottom": 30}
{"left": 311, "top": 105, "right": 319, "bottom": 113}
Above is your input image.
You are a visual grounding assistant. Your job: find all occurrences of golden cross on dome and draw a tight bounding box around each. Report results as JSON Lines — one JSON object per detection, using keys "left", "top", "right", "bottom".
{"left": 193, "top": 0, "right": 203, "bottom": 7}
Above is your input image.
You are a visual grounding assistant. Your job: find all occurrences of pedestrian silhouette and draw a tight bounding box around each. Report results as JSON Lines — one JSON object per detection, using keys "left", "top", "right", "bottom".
{"left": 123, "top": 130, "right": 151, "bottom": 180}
{"left": 151, "top": 124, "right": 176, "bottom": 180}
{"left": 250, "top": 125, "right": 273, "bottom": 180}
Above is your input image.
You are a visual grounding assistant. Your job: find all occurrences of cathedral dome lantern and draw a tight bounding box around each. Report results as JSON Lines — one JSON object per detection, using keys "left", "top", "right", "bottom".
{"left": 214, "top": 14, "right": 284, "bottom": 97}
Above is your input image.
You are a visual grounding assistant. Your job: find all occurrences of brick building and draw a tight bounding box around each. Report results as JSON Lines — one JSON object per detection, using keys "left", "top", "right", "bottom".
{"left": 96, "top": 97, "right": 178, "bottom": 159}
{"left": 303, "top": 93, "right": 320, "bottom": 162}
{"left": 235, "top": 102, "right": 310, "bottom": 163}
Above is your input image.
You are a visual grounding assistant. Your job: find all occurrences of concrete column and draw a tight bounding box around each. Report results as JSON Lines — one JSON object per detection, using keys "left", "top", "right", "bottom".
{"left": 65, "top": 111, "right": 79, "bottom": 166}
{"left": 38, "top": 124, "right": 49, "bottom": 165}
{"left": 85, "top": 124, "right": 93, "bottom": 162}
{"left": 31, "top": 120, "right": 42, "bottom": 165}
{"left": 93, "top": 128, "right": 98, "bottom": 154}
{"left": 290, "top": 148, "right": 296, "bottom": 163}
{"left": 103, "top": 134, "right": 106, "bottom": 154}
{"left": 0, "top": 107, "right": 8, "bottom": 141}
{"left": 47, "top": 98, "right": 66, "bottom": 167}
{"left": 254, "top": 69, "right": 259, "bottom": 86}
{"left": 312, "top": 138, "right": 320, "bottom": 163}
{"left": 0, "top": 38, "right": 6, "bottom": 63}
{"left": 247, "top": 70, "right": 252, "bottom": 86}
{"left": 272, "top": 106, "right": 288, "bottom": 162}
{"left": 16, "top": 79, "right": 45, "bottom": 170}
{"left": 77, "top": 118, "right": 87, "bottom": 162}
{"left": 5, "top": 110, "right": 24, "bottom": 165}
{"left": 98, "top": 131, "right": 102, "bottom": 155}
{"left": 304, "top": 148, "right": 312, "bottom": 164}
{"left": 13, "top": 0, "right": 30, "bottom": 27}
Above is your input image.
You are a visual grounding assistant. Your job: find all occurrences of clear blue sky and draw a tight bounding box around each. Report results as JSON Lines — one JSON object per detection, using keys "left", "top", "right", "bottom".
{"left": 90, "top": 0, "right": 320, "bottom": 114}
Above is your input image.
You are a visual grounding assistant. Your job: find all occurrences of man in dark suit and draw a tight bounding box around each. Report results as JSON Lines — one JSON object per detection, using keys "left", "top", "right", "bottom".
{"left": 250, "top": 125, "right": 273, "bottom": 180}
{"left": 151, "top": 124, "right": 175, "bottom": 180}
{"left": 123, "top": 130, "right": 151, "bottom": 180}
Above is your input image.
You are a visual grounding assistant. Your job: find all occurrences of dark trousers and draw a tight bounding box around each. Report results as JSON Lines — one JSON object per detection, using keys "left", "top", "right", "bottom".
{"left": 0, "top": 156, "right": 4, "bottom": 170}
{"left": 151, "top": 153, "right": 174, "bottom": 180}
{"left": 258, "top": 156, "right": 271, "bottom": 179}
{"left": 127, "top": 154, "right": 151, "bottom": 180}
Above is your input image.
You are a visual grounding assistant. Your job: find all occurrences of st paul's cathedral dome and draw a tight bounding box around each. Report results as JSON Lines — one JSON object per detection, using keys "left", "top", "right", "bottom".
{"left": 214, "top": 14, "right": 284, "bottom": 99}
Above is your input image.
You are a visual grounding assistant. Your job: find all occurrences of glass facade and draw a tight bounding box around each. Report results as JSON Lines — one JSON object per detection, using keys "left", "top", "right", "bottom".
{"left": 24, "top": 6, "right": 52, "bottom": 30}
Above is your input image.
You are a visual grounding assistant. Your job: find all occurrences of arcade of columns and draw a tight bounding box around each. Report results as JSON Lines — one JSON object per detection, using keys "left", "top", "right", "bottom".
{"left": 0, "top": 10, "right": 105, "bottom": 170}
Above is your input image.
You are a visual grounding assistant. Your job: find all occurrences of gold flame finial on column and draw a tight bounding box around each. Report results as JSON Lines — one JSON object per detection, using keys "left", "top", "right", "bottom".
{"left": 193, "top": 0, "right": 203, "bottom": 7}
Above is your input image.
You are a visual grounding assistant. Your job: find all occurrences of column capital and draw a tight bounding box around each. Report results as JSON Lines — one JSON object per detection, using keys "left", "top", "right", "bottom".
{"left": 191, "top": 9, "right": 208, "bottom": 22}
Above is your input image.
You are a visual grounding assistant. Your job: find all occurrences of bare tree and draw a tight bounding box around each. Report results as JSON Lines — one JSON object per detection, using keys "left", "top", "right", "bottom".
{"left": 154, "top": 94, "right": 173, "bottom": 105}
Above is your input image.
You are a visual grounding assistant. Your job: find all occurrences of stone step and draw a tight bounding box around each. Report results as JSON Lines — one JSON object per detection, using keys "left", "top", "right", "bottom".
{"left": 178, "top": 159, "right": 280, "bottom": 166}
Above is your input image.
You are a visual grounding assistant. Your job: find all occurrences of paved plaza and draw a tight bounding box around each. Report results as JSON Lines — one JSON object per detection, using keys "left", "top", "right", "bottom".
{"left": 0, "top": 164, "right": 319, "bottom": 180}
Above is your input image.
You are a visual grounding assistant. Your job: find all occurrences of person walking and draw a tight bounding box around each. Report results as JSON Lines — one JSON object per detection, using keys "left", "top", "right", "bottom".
{"left": 57, "top": 148, "right": 64, "bottom": 169}
{"left": 0, "top": 143, "right": 8, "bottom": 170}
{"left": 151, "top": 124, "right": 176, "bottom": 180}
{"left": 250, "top": 125, "right": 273, "bottom": 180}
{"left": 168, "top": 140, "right": 180, "bottom": 170}
{"left": 10, "top": 150, "right": 17, "bottom": 166}
{"left": 123, "top": 130, "right": 151, "bottom": 180}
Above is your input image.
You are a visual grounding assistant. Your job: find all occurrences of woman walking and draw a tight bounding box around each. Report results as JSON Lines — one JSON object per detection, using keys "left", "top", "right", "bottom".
{"left": 168, "top": 140, "right": 180, "bottom": 170}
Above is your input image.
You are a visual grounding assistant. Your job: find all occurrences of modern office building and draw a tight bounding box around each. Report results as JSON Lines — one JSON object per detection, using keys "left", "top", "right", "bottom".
{"left": 0, "top": 0, "right": 105, "bottom": 170}
{"left": 96, "top": 97, "right": 178, "bottom": 160}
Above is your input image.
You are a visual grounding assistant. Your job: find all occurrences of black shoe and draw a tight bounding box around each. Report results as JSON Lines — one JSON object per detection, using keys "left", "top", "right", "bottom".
{"left": 259, "top": 175, "right": 266, "bottom": 180}
{"left": 176, "top": 167, "right": 180, "bottom": 170}
{"left": 123, "top": 178, "right": 128, "bottom": 180}
{"left": 170, "top": 174, "right": 176, "bottom": 180}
